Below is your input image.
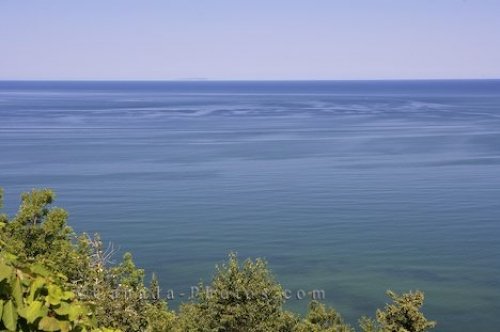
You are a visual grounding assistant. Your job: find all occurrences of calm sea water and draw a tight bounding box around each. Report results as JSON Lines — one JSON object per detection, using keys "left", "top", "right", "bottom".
{"left": 1, "top": 80, "right": 499, "bottom": 331}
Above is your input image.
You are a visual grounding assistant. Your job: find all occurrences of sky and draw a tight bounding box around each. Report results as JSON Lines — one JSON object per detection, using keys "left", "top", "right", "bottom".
{"left": 1, "top": 0, "right": 499, "bottom": 80}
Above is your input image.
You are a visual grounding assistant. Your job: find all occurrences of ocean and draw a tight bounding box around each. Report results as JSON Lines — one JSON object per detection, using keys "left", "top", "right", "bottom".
{"left": 1, "top": 80, "right": 499, "bottom": 331}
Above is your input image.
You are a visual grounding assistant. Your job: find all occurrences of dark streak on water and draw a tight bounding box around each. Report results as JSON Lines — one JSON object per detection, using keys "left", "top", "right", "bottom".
{"left": 1, "top": 80, "right": 500, "bottom": 331}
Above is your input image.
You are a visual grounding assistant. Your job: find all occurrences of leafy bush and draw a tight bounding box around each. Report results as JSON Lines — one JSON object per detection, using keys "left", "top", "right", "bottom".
{"left": 296, "top": 300, "right": 354, "bottom": 332}
{"left": 177, "top": 253, "right": 292, "bottom": 331}
{"left": 360, "top": 291, "right": 436, "bottom": 332}
{"left": 0, "top": 250, "right": 117, "bottom": 332}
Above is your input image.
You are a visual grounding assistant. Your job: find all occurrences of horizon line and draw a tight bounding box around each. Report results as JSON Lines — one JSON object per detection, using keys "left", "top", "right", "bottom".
{"left": 1, "top": 78, "right": 499, "bottom": 82}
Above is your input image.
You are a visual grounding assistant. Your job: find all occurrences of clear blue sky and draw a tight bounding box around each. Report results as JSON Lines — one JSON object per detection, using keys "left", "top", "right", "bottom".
{"left": 1, "top": 0, "right": 499, "bottom": 80}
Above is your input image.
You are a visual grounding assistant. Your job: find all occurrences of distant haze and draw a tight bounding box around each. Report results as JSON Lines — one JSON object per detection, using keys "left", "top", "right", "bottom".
{"left": 1, "top": 0, "right": 499, "bottom": 80}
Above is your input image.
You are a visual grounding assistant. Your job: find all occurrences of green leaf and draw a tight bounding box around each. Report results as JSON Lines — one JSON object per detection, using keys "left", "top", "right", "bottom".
{"left": 30, "top": 264, "right": 50, "bottom": 277}
{"left": 0, "top": 260, "right": 13, "bottom": 282}
{"left": 12, "top": 277, "right": 23, "bottom": 308}
{"left": 68, "top": 303, "right": 88, "bottom": 321}
{"left": 46, "top": 295, "right": 61, "bottom": 306}
{"left": 17, "top": 305, "right": 27, "bottom": 319}
{"left": 54, "top": 302, "right": 70, "bottom": 316}
{"left": 39, "top": 316, "right": 61, "bottom": 331}
{"left": 45, "top": 284, "right": 65, "bottom": 306}
{"left": 61, "top": 291, "right": 74, "bottom": 301}
{"left": 2, "top": 300, "right": 18, "bottom": 331}
{"left": 48, "top": 284, "right": 63, "bottom": 298}
{"left": 58, "top": 320, "right": 71, "bottom": 332}
{"left": 25, "top": 300, "right": 48, "bottom": 323}
{"left": 29, "top": 277, "right": 46, "bottom": 302}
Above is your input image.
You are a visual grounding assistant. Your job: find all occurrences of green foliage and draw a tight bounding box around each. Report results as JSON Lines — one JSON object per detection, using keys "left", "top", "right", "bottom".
{"left": 69, "top": 235, "right": 176, "bottom": 332}
{"left": 177, "top": 253, "right": 289, "bottom": 331}
{"left": 0, "top": 188, "right": 8, "bottom": 224}
{"left": 0, "top": 189, "right": 81, "bottom": 281}
{"left": 0, "top": 188, "right": 174, "bottom": 332}
{"left": 0, "top": 251, "right": 117, "bottom": 332}
{"left": 296, "top": 300, "right": 354, "bottom": 332}
{"left": 0, "top": 187, "right": 437, "bottom": 332}
{"left": 145, "top": 274, "right": 176, "bottom": 332}
{"left": 359, "top": 291, "right": 436, "bottom": 332}
{"left": 359, "top": 316, "right": 380, "bottom": 332}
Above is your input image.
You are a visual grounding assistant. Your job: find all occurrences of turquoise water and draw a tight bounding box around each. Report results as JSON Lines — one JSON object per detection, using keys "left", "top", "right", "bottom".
{"left": 1, "top": 80, "right": 499, "bottom": 331}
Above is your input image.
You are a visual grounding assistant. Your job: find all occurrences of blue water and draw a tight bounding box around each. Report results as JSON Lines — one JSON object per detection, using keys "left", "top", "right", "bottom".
{"left": 1, "top": 80, "right": 499, "bottom": 331}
